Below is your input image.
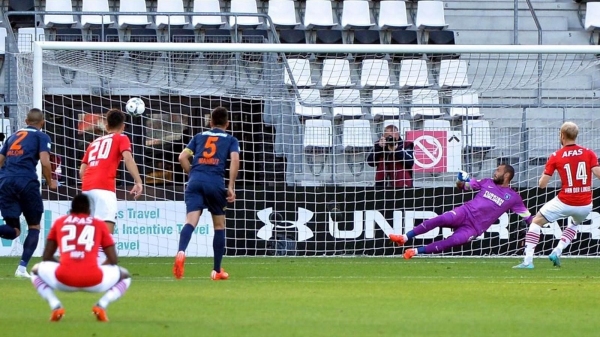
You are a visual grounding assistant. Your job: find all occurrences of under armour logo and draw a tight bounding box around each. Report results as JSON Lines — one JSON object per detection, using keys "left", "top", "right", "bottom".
{"left": 256, "top": 207, "right": 314, "bottom": 242}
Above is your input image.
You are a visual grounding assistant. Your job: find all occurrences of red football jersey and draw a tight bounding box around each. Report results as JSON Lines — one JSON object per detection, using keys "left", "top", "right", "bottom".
{"left": 47, "top": 213, "right": 115, "bottom": 287}
{"left": 81, "top": 133, "right": 132, "bottom": 192}
{"left": 544, "top": 144, "right": 599, "bottom": 206}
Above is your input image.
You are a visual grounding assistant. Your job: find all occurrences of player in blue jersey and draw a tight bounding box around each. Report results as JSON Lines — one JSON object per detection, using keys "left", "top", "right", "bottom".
{"left": 0, "top": 109, "right": 58, "bottom": 278}
{"left": 173, "top": 107, "right": 240, "bottom": 280}
{"left": 390, "top": 164, "right": 532, "bottom": 259}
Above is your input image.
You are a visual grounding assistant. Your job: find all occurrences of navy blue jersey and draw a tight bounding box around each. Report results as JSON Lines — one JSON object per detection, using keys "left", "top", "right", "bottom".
{"left": 186, "top": 128, "right": 239, "bottom": 183}
{"left": 0, "top": 126, "right": 52, "bottom": 181}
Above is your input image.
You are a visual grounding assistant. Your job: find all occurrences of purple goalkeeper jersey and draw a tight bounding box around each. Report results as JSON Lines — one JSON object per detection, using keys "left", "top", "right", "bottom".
{"left": 460, "top": 178, "right": 530, "bottom": 234}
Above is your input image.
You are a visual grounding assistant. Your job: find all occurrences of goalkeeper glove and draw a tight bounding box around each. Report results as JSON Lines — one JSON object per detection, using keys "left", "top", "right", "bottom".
{"left": 457, "top": 170, "right": 470, "bottom": 182}
{"left": 523, "top": 215, "right": 533, "bottom": 226}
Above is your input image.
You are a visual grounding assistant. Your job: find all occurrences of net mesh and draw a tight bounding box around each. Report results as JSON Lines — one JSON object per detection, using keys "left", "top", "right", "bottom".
{"left": 10, "top": 42, "right": 600, "bottom": 257}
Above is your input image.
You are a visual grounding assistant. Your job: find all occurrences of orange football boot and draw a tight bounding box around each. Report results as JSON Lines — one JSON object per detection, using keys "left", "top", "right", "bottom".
{"left": 92, "top": 305, "right": 109, "bottom": 322}
{"left": 210, "top": 268, "right": 229, "bottom": 281}
{"left": 50, "top": 307, "right": 65, "bottom": 322}
{"left": 403, "top": 248, "right": 417, "bottom": 260}
{"left": 173, "top": 251, "right": 186, "bottom": 279}
{"left": 389, "top": 234, "right": 407, "bottom": 245}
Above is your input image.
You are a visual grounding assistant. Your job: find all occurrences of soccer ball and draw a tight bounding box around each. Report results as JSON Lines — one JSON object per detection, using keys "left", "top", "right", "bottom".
{"left": 125, "top": 98, "right": 145, "bottom": 116}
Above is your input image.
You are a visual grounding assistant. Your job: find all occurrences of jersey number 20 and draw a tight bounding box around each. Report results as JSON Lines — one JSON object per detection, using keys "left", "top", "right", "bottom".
{"left": 564, "top": 162, "right": 588, "bottom": 186}
{"left": 61, "top": 225, "right": 95, "bottom": 252}
{"left": 88, "top": 138, "right": 113, "bottom": 162}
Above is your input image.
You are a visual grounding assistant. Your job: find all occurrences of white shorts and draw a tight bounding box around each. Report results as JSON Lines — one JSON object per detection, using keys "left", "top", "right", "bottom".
{"left": 83, "top": 189, "right": 117, "bottom": 223}
{"left": 36, "top": 261, "right": 121, "bottom": 293}
{"left": 539, "top": 197, "right": 592, "bottom": 224}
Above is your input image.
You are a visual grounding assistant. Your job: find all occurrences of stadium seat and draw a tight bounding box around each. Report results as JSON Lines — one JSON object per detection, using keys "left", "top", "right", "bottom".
{"left": 126, "top": 29, "right": 158, "bottom": 43}
{"left": 428, "top": 30, "right": 455, "bottom": 45}
{"left": 353, "top": 30, "right": 381, "bottom": 44}
{"left": 360, "top": 60, "right": 391, "bottom": 87}
{"left": 192, "top": 0, "right": 226, "bottom": 29}
{"left": 156, "top": 0, "right": 189, "bottom": 29}
{"left": 284, "top": 58, "right": 315, "bottom": 87}
{"left": 423, "top": 119, "right": 450, "bottom": 131}
{"left": 170, "top": 29, "right": 197, "bottom": 43}
{"left": 304, "top": 0, "right": 337, "bottom": 29}
{"left": 371, "top": 89, "right": 402, "bottom": 119}
{"left": 118, "top": 0, "right": 152, "bottom": 28}
{"left": 378, "top": 0, "right": 412, "bottom": 30}
{"left": 333, "top": 89, "right": 363, "bottom": 118}
{"left": 86, "top": 28, "right": 119, "bottom": 43}
{"left": 462, "top": 119, "right": 493, "bottom": 151}
{"left": 0, "top": 28, "right": 7, "bottom": 55}
{"left": 17, "top": 28, "right": 45, "bottom": 53}
{"left": 44, "top": 0, "right": 76, "bottom": 28}
{"left": 229, "top": 0, "right": 261, "bottom": 29}
{"left": 267, "top": 0, "right": 300, "bottom": 29}
{"left": 341, "top": 0, "right": 374, "bottom": 30}
{"left": 342, "top": 119, "right": 374, "bottom": 175}
{"left": 8, "top": 0, "right": 35, "bottom": 29}
{"left": 410, "top": 89, "right": 442, "bottom": 118}
{"left": 322, "top": 59, "right": 354, "bottom": 87}
{"left": 49, "top": 28, "right": 83, "bottom": 42}
{"left": 585, "top": 3, "right": 600, "bottom": 31}
{"left": 81, "top": 0, "right": 113, "bottom": 28}
{"left": 279, "top": 29, "right": 306, "bottom": 44}
{"left": 439, "top": 60, "right": 470, "bottom": 88}
{"left": 241, "top": 29, "right": 269, "bottom": 43}
{"left": 315, "top": 30, "right": 343, "bottom": 45}
{"left": 303, "top": 119, "right": 333, "bottom": 175}
{"left": 415, "top": 1, "right": 448, "bottom": 30}
{"left": 398, "top": 59, "right": 430, "bottom": 88}
{"left": 449, "top": 91, "right": 482, "bottom": 119}
{"left": 295, "top": 89, "right": 324, "bottom": 117}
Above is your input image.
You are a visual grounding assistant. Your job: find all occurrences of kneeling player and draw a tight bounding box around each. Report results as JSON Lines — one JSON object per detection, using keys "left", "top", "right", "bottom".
{"left": 390, "top": 164, "right": 532, "bottom": 258}
{"left": 30, "top": 194, "right": 131, "bottom": 322}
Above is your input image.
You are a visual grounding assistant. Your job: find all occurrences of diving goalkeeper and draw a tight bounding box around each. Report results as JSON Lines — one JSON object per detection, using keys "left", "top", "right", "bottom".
{"left": 390, "top": 164, "right": 532, "bottom": 259}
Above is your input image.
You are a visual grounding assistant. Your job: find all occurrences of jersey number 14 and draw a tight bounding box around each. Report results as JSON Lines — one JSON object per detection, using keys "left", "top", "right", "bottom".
{"left": 564, "top": 162, "right": 588, "bottom": 186}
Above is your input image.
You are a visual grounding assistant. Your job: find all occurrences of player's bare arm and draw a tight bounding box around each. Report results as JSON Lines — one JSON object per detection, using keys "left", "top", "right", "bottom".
{"left": 592, "top": 166, "right": 600, "bottom": 180}
{"left": 42, "top": 239, "right": 59, "bottom": 262}
{"left": 0, "top": 153, "right": 5, "bottom": 167}
{"left": 122, "top": 151, "right": 143, "bottom": 199}
{"left": 538, "top": 174, "right": 552, "bottom": 189}
{"left": 79, "top": 162, "right": 88, "bottom": 179}
{"left": 456, "top": 181, "right": 465, "bottom": 189}
{"left": 103, "top": 245, "right": 118, "bottom": 265}
{"left": 178, "top": 148, "right": 193, "bottom": 174}
{"left": 228, "top": 151, "right": 240, "bottom": 203}
{"left": 40, "top": 151, "right": 58, "bottom": 190}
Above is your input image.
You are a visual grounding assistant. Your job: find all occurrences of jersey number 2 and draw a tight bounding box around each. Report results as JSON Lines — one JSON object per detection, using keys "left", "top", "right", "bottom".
{"left": 9, "top": 131, "right": 27, "bottom": 151}
{"left": 61, "top": 225, "right": 95, "bottom": 252}
{"left": 88, "top": 138, "right": 113, "bottom": 162}
{"left": 564, "top": 162, "right": 588, "bottom": 186}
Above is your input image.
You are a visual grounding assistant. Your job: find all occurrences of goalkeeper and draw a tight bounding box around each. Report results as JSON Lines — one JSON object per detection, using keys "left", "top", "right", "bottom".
{"left": 390, "top": 164, "right": 532, "bottom": 259}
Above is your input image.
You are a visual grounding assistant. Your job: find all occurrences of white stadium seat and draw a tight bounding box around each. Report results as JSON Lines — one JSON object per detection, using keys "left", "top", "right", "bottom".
{"left": 295, "top": 89, "right": 324, "bottom": 117}
{"left": 378, "top": 1, "right": 411, "bottom": 30}
{"left": 118, "top": 0, "right": 152, "bottom": 28}
{"left": 416, "top": 1, "right": 448, "bottom": 30}
{"left": 462, "top": 119, "right": 492, "bottom": 149}
{"left": 585, "top": 3, "right": 600, "bottom": 31}
{"left": 0, "top": 28, "right": 7, "bottom": 55}
{"left": 371, "top": 89, "right": 401, "bottom": 119}
{"left": 410, "top": 89, "right": 442, "bottom": 118}
{"left": 423, "top": 119, "right": 451, "bottom": 131}
{"left": 322, "top": 59, "right": 354, "bottom": 87}
{"left": 229, "top": 0, "right": 261, "bottom": 29}
{"left": 156, "top": 0, "right": 189, "bottom": 29}
{"left": 360, "top": 59, "right": 390, "bottom": 88}
{"left": 192, "top": 0, "right": 226, "bottom": 29}
{"left": 44, "top": 0, "right": 77, "bottom": 28}
{"left": 341, "top": 1, "right": 374, "bottom": 30}
{"left": 304, "top": 119, "right": 333, "bottom": 148}
{"left": 284, "top": 59, "right": 315, "bottom": 87}
{"left": 18, "top": 28, "right": 45, "bottom": 53}
{"left": 81, "top": 0, "right": 113, "bottom": 27}
{"left": 450, "top": 91, "right": 482, "bottom": 118}
{"left": 398, "top": 59, "right": 430, "bottom": 88}
{"left": 439, "top": 60, "right": 470, "bottom": 88}
{"left": 333, "top": 89, "right": 363, "bottom": 118}
{"left": 304, "top": 0, "right": 337, "bottom": 29}
{"left": 267, "top": 0, "right": 300, "bottom": 29}
{"left": 343, "top": 119, "right": 373, "bottom": 149}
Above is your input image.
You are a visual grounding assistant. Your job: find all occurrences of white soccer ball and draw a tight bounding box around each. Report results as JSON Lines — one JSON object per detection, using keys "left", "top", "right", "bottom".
{"left": 125, "top": 98, "right": 145, "bottom": 116}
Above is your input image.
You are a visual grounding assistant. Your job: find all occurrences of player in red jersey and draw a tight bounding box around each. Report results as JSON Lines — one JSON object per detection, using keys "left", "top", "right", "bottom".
{"left": 30, "top": 194, "right": 132, "bottom": 322}
{"left": 514, "top": 122, "right": 600, "bottom": 269}
{"left": 80, "top": 109, "right": 143, "bottom": 262}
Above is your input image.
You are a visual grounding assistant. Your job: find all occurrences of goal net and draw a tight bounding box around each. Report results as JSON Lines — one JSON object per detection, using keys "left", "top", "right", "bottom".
{"left": 8, "top": 40, "right": 600, "bottom": 258}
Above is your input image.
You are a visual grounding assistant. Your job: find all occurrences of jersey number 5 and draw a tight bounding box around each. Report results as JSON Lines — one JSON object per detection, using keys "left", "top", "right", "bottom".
{"left": 61, "top": 225, "right": 95, "bottom": 252}
{"left": 203, "top": 136, "right": 219, "bottom": 158}
{"left": 564, "top": 162, "right": 588, "bottom": 186}
{"left": 88, "top": 138, "right": 113, "bottom": 162}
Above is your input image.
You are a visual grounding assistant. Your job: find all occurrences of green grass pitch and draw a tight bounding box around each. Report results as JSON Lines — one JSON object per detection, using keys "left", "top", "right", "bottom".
{"left": 1, "top": 257, "right": 599, "bottom": 337}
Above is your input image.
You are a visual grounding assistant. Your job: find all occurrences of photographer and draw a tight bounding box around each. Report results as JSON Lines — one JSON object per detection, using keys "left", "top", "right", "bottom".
{"left": 367, "top": 124, "right": 414, "bottom": 188}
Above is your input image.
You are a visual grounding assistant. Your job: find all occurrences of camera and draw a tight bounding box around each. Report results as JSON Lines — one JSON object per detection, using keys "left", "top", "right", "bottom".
{"left": 386, "top": 136, "right": 396, "bottom": 146}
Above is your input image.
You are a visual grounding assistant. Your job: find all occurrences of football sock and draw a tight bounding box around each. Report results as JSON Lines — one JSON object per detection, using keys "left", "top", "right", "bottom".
{"left": 213, "top": 229, "right": 225, "bottom": 272}
{"left": 177, "top": 223, "right": 194, "bottom": 252}
{"left": 98, "top": 278, "right": 131, "bottom": 309}
{"left": 405, "top": 231, "right": 414, "bottom": 240}
{"left": 0, "top": 225, "right": 17, "bottom": 240}
{"left": 416, "top": 247, "right": 426, "bottom": 254}
{"left": 20, "top": 229, "right": 39, "bottom": 267}
{"left": 31, "top": 275, "right": 62, "bottom": 310}
{"left": 553, "top": 224, "right": 578, "bottom": 256}
{"left": 524, "top": 224, "right": 541, "bottom": 265}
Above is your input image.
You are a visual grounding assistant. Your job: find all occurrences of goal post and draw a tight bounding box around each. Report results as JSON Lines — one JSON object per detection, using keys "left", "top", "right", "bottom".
{"left": 8, "top": 40, "right": 600, "bottom": 258}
